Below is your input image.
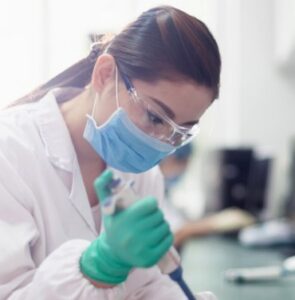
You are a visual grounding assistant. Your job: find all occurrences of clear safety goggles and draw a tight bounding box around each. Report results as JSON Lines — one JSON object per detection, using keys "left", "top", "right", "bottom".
{"left": 117, "top": 70, "right": 200, "bottom": 147}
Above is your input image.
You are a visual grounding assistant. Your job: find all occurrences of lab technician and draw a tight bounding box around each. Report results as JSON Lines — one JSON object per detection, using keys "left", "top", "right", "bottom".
{"left": 0, "top": 6, "right": 221, "bottom": 300}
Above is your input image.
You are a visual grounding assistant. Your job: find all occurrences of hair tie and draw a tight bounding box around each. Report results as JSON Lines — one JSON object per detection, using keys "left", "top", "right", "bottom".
{"left": 89, "top": 41, "right": 102, "bottom": 62}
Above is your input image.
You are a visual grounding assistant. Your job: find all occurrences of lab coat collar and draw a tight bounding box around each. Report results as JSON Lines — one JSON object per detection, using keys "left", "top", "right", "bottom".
{"left": 32, "top": 91, "right": 75, "bottom": 172}
{"left": 32, "top": 91, "right": 97, "bottom": 236}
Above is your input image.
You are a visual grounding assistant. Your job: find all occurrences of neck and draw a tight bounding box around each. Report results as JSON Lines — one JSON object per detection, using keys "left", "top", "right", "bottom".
{"left": 59, "top": 87, "right": 105, "bottom": 169}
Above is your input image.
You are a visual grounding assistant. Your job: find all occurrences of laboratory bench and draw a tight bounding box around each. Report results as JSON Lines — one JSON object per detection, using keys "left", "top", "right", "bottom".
{"left": 181, "top": 236, "right": 295, "bottom": 299}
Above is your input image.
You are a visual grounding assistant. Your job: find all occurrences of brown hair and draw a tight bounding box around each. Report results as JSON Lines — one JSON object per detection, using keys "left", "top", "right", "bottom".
{"left": 11, "top": 5, "right": 221, "bottom": 106}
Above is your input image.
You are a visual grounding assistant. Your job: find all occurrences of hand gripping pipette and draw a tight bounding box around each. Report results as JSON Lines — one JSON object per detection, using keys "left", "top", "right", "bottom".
{"left": 98, "top": 171, "right": 196, "bottom": 300}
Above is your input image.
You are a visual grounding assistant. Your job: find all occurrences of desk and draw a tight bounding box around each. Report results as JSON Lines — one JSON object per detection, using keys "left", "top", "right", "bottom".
{"left": 181, "top": 236, "right": 295, "bottom": 299}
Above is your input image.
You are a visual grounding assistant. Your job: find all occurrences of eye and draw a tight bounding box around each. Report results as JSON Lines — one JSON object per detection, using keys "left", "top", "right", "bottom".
{"left": 147, "top": 110, "right": 164, "bottom": 125}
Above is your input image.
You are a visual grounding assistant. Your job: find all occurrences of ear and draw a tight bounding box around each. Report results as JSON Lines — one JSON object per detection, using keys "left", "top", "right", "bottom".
{"left": 91, "top": 54, "right": 116, "bottom": 93}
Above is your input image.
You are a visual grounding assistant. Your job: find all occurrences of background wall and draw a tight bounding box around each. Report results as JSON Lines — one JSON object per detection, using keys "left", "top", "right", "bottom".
{"left": 0, "top": 0, "right": 294, "bottom": 218}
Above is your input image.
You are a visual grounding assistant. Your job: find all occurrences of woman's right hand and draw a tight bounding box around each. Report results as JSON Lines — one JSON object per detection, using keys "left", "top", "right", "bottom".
{"left": 79, "top": 170, "right": 173, "bottom": 286}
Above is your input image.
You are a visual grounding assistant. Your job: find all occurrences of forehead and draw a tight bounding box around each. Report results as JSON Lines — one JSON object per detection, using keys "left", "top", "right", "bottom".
{"left": 132, "top": 78, "right": 214, "bottom": 122}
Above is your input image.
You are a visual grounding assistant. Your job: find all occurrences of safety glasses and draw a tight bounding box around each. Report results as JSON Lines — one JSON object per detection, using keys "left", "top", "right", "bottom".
{"left": 118, "top": 71, "right": 200, "bottom": 147}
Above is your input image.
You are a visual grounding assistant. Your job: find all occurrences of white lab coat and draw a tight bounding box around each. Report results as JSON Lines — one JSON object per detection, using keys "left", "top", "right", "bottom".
{"left": 0, "top": 91, "right": 215, "bottom": 300}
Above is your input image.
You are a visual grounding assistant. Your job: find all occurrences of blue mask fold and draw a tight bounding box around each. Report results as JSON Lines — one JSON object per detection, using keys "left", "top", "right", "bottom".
{"left": 83, "top": 108, "right": 176, "bottom": 173}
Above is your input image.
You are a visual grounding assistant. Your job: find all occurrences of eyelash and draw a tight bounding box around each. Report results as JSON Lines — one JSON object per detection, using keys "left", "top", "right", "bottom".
{"left": 147, "top": 110, "right": 164, "bottom": 125}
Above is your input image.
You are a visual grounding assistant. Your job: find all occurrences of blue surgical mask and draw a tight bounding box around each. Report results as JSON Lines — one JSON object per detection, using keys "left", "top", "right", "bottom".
{"left": 83, "top": 107, "right": 175, "bottom": 173}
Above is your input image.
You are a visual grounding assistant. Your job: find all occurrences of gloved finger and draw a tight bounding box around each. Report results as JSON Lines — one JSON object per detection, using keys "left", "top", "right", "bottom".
{"left": 94, "top": 169, "right": 114, "bottom": 203}
{"left": 136, "top": 209, "right": 164, "bottom": 230}
{"left": 145, "top": 222, "right": 171, "bottom": 247}
{"left": 194, "top": 291, "right": 218, "bottom": 300}
{"left": 125, "top": 196, "right": 158, "bottom": 219}
{"left": 148, "top": 233, "right": 173, "bottom": 265}
{"left": 111, "top": 196, "right": 159, "bottom": 225}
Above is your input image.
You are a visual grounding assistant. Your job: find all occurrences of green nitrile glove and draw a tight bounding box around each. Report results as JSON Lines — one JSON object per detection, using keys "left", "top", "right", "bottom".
{"left": 80, "top": 169, "right": 173, "bottom": 285}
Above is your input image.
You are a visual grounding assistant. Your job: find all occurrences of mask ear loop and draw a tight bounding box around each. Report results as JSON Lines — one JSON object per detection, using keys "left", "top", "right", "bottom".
{"left": 90, "top": 65, "right": 119, "bottom": 120}
{"left": 90, "top": 93, "right": 99, "bottom": 119}
{"left": 115, "top": 66, "right": 120, "bottom": 108}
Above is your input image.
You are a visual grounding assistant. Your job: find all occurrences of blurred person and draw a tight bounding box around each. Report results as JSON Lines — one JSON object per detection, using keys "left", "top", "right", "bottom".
{"left": 160, "top": 144, "right": 255, "bottom": 250}
{"left": 0, "top": 6, "right": 221, "bottom": 300}
{"left": 160, "top": 143, "right": 193, "bottom": 234}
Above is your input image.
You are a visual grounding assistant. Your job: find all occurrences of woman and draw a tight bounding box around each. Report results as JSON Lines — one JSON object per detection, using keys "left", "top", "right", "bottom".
{"left": 0, "top": 5, "right": 221, "bottom": 300}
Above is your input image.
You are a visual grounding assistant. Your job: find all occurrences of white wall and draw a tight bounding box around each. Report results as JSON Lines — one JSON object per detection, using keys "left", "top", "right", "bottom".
{"left": 171, "top": 0, "right": 295, "bottom": 218}
{"left": 237, "top": 0, "right": 295, "bottom": 215}
{"left": 0, "top": 0, "right": 46, "bottom": 106}
{"left": 45, "top": 0, "right": 139, "bottom": 79}
{"left": 239, "top": 0, "right": 295, "bottom": 152}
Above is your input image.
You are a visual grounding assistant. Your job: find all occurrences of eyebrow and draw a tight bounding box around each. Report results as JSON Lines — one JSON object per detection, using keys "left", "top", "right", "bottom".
{"left": 121, "top": 72, "right": 199, "bottom": 126}
{"left": 149, "top": 97, "right": 199, "bottom": 127}
{"left": 149, "top": 97, "right": 175, "bottom": 119}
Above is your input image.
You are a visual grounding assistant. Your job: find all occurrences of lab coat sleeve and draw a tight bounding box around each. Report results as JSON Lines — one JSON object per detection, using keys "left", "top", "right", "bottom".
{"left": 0, "top": 153, "right": 124, "bottom": 300}
{"left": 0, "top": 238, "right": 125, "bottom": 299}
{"left": 124, "top": 267, "right": 187, "bottom": 299}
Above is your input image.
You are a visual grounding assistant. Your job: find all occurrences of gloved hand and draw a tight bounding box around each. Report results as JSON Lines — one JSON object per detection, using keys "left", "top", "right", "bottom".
{"left": 80, "top": 170, "right": 173, "bottom": 285}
